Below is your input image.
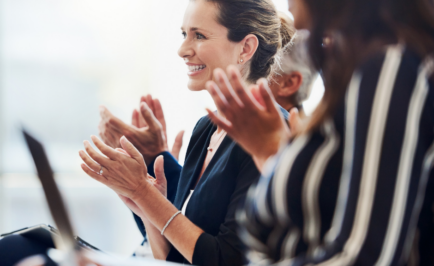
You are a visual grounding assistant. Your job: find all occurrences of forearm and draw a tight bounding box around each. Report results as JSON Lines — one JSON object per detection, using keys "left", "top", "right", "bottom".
{"left": 132, "top": 184, "right": 204, "bottom": 263}
{"left": 141, "top": 217, "right": 171, "bottom": 260}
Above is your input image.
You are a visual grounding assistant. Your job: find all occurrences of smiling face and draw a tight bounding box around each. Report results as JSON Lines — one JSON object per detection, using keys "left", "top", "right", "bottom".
{"left": 178, "top": 0, "right": 241, "bottom": 91}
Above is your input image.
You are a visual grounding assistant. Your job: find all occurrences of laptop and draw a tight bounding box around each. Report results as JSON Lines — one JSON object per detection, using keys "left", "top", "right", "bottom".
{"left": 14, "top": 129, "right": 178, "bottom": 266}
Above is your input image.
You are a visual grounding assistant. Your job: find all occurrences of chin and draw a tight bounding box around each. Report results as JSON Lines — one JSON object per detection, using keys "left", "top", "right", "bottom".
{"left": 187, "top": 79, "right": 207, "bottom": 92}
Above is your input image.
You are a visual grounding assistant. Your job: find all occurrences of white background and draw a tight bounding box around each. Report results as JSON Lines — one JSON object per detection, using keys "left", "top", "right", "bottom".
{"left": 0, "top": 0, "right": 323, "bottom": 255}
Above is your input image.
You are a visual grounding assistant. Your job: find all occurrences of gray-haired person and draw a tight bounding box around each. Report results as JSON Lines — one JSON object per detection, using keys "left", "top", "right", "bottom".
{"left": 269, "top": 27, "right": 318, "bottom": 116}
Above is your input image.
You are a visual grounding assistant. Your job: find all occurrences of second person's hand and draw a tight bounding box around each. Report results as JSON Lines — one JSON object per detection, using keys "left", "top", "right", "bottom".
{"left": 206, "top": 66, "right": 290, "bottom": 171}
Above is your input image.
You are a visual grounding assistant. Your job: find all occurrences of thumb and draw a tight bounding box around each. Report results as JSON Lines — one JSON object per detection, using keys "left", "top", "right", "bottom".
{"left": 120, "top": 136, "right": 143, "bottom": 162}
{"left": 289, "top": 108, "right": 301, "bottom": 135}
{"left": 154, "top": 155, "right": 166, "bottom": 185}
{"left": 99, "top": 105, "right": 111, "bottom": 117}
{"left": 171, "top": 130, "right": 184, "bottom": 161}
{"left": 257, "top": 79, "right": 278, "bottom": 113}
{"left": 131, "top": 109, "right": 140, "bottom": 128}
{"left": 140, "top": 102, "right": 161, "bottom": 130}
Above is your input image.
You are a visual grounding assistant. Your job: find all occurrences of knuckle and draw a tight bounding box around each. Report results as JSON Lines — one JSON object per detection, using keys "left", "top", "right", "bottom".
{"left": 235, "top": 86, "right": 244, "bottom": 94}
{"left": 107, "top": 117, "right": 115, "bottom": 125}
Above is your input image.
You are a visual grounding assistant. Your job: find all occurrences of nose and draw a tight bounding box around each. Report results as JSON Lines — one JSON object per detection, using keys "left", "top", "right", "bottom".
{"left": 178, "top": 38, "right": 194, "bottom": 60}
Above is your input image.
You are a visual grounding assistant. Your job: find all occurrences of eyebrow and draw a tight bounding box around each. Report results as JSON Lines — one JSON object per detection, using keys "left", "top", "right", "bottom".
{"left": 180, "top": 27, "right": 206, "bottom": 32}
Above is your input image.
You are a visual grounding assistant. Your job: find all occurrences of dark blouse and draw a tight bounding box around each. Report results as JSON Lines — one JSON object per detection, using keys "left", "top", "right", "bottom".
{"left": 137, "top": 114, "right": 268, "bottom": 265}
{"left": 239, "top": 45, "right": 434, "bottom": 265}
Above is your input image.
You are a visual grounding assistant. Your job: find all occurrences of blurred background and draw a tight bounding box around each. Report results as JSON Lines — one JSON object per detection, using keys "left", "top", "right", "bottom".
{"left": 0, "top": 0, "right": 323, "bottom": 255}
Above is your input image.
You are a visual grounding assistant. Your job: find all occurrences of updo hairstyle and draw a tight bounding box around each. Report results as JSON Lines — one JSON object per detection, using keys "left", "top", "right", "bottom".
{"left": 204, "top": 0, "right": 293, "bottom": 83}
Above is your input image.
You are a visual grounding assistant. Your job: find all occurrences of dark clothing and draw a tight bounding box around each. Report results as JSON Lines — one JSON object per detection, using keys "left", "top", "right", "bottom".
{"left": 134, "top": 106, "right": 288, "bottom": 242}
{"left": 239, "top": 45, "right": 434, "bottom": 265}
{"left": 153, "top": 115, "right": 262, "bottom": 265}
{"left": 0, "top": 235, "right": 56, "bottom": 266}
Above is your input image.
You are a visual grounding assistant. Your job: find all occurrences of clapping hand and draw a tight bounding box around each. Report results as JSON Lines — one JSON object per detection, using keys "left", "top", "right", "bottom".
{"left": 206, "top": 66, "right": 291, "bottom": 171}
{"left": 132, "top": 95, "right": 185, "bottom": 160}
{"left": 99, "top": 95, "right": 185, "bottom": 162}
{"left": 116, "top": 154, "right": 167, "bottom": 218}
{"left": 79, "top": 136, "right": 168, "bottom": 202}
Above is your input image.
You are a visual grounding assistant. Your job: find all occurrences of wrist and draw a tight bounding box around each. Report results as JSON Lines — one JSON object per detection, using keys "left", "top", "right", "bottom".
{"left": 130, "top": 180, "right": 151, "bottom": 202}
{"left": 253, "top": 150, "right": 275, "bottom": 172}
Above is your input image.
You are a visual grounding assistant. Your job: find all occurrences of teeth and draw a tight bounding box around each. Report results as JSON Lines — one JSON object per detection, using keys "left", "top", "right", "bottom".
{"left": 188, "top": 65, "right": 206, "bottom": 72}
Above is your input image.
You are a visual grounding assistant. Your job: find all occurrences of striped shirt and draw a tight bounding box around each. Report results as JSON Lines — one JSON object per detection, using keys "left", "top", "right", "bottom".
{"left": 238, "top": 44, "right": 434, "bottom": 265}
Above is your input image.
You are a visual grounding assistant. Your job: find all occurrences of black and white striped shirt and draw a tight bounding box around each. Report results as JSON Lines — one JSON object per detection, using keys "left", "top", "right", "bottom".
{"left": 238, "top": 44, "right": 434, "bottom": 265}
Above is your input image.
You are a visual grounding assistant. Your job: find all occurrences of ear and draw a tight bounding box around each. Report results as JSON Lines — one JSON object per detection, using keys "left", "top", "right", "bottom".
{"left": 277, "top": 71, "right": 303, "bottom": 97}
{"left": 239, "top": 34, "right": 259, "bottom": 63}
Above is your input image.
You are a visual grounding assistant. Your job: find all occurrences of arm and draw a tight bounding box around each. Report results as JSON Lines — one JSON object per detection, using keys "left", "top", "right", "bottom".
{"left": 80, "top": 134, "right": 260, "bottom": 264}
{"left": 241, "top": 46, "right": 434, "bottom": 264}
{"left": 118, "top": 155, "right": 175, "bottom": 260}
{"left": 98, "top": 96, "right": 184, "bottom": 237}
{"left": 132, "top": 152, "right": 182, "bottom": 237}
{"left": 79, "top": 136, "right": 204, "bottom": 263}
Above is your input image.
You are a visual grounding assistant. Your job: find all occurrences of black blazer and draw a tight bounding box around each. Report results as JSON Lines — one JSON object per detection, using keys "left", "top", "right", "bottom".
{"left": 166, "top": 115, "right": 261, "bottom": 265}
{"left": 136, "top": 115, "right": 259, "bottom": 265}
{"left": 135, "top": 109, "right": 288, "bottom": 265}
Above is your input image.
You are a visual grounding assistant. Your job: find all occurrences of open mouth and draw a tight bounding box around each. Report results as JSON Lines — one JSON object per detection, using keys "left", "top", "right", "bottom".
{"left": 188, "top": 64, "right": 206, "bottom": 75}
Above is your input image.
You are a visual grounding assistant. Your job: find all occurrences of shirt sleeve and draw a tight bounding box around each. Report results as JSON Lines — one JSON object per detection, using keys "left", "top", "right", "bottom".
{"left": 241, "top": 46, "right": 434, "bottom": 265}
{"left": 191, "top": 156, "right": 260, "bottom": 266}
{"left": 302, "top": 45, "right": 434, "bottom": 266}
{"left": 133, "top": 151, "right": 182, "bottom": 238}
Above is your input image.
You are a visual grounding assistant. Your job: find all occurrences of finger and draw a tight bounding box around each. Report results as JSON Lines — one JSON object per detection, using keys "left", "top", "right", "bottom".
{"left": 141, "top": 94, "right": 153, "bottom": 109}
{"left": 251, "top": 85, "right": 266, "bottom": 108}
{"left": 206, "top": 108, "right": 233, "bottom": 133}
{"left": 289, "top": 107, "right": 301, "bottom": 134}
{"left": 145, "top": 94, "right": 156, "bottom": 114}
{"left": 81, "top": 163, "right": 107, "bottom": 183}
{"left": 83, "top": 140, "right": 111, "bottom": 166}
{"left": 132, "top": 109, "right": 140, "bottom": 128}
{"left": 135, "top": 104, "right": 148, "bottom": 128}
{"left": 120, "top": 136, "right": 144, "bottom": 162}
{"left": 115, "top": 148, "right": 131, "bottom": 157}
{"left": 257, "top": 78, "right": 279, "bottom": 114}
{"left": 154, "top": 155, "right": 166, "bottom": 185}
{"left": 153, "top": 99, "right": 167, "bottom": 135}
{"left": 214, "top": 68, "right": 243, "bottom": 108}
{"left": 226, "top": 65, "right": 255, "bottom": 109}
{"left": 140, "top": 102, "right": 162, "bottom": 130}
{"left": 79, "top": 150, "right": 101, "bottom": 172}
{"left": 99, "top": 105, "right": 112, "bottom": 118}
{"left": 91, "top": 135, "right": 120, "bottom": 160}
{"left": 206, "top": 81, "right": 230, "bottom": 115}
{"left": 100, "top": 106, "right": 129, "bottom": 131}
{"left": 170, "top": 130, "right": 184, "bottom": 161}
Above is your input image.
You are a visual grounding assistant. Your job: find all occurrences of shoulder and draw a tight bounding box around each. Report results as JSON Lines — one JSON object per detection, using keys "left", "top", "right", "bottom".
{"left": 192, "top": 115, "right": 212, "bottom": 134}
{"left": 357, "top": 44, "right": 425, "bottom": 79}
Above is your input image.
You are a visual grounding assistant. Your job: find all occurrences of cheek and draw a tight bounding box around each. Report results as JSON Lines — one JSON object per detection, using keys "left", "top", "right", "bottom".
{"left": 197, "top": 42, "right": 237, "bottom": 72}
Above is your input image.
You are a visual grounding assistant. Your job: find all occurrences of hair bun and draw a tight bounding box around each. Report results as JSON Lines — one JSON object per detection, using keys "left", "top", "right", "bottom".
{"left": 278, "top": 11, "right": 296, "bottom": 49}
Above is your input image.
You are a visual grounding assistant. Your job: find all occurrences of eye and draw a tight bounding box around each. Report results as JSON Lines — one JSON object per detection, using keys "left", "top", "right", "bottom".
{"left": 182, "top": 31, "right": 187, "bottom": 39}
{"left": 195, "top": 32, "right": 206, "bottom": 40}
